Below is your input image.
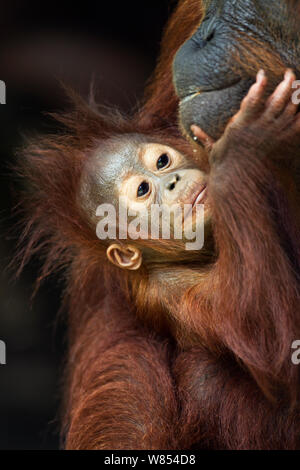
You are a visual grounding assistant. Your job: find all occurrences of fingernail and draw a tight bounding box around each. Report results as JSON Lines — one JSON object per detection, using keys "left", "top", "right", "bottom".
{"left": 257, "top": 69, "right": 265, "bottom": 81}
{"left": 285, "top": 69, "right": 294, "bottom": 80}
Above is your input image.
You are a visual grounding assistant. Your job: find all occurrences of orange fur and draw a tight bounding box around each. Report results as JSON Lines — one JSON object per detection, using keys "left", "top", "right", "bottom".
{"left": 17, "top": 0, "right": 300, "bottom": 450}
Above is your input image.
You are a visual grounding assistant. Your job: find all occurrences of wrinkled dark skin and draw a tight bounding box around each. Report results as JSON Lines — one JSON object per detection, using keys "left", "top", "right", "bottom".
{"left": 173, "top": 0, "right": 300, "bottom": 140}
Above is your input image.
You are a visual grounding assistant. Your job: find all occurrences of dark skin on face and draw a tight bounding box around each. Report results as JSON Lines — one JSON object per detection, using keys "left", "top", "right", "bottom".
{"left": 173, "top": 0, "right": 300, "bottom": 141}
{"left": 192, "top": 69, "right": 300, "bottom": 152}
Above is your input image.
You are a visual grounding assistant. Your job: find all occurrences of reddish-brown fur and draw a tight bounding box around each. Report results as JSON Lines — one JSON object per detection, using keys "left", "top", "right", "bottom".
{"left": 17, "top": 0, "right": 300, "bottom": 449}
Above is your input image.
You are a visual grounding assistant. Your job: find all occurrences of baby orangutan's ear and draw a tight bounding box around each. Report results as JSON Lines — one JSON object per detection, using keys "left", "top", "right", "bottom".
{"left": 106, "top": 243, "right": 142, "bottom": 271}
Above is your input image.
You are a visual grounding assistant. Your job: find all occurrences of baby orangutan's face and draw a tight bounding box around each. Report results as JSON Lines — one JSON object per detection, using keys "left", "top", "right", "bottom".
{"left": 81, "top": 135, "right": 210, "bottom": 270}
{"left": 119, "top": 142, "right": 207, "bottom": 211}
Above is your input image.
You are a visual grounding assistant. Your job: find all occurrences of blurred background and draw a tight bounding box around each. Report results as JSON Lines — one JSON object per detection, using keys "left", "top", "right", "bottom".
{"left": 0, "top": 0, "right": 176, "bottom": 449}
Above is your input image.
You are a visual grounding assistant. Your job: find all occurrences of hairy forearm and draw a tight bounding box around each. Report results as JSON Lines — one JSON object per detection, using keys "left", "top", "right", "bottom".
{"left": 63, "top": 313, "right": 179, "bottom": 450}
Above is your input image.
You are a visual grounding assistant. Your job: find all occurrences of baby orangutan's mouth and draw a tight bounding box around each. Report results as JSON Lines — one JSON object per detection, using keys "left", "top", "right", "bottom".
{"left": 192, "top": 184, "right": 208, "bottom": 207}
{"left": 182, "top": 182, "right": 208, "bottom": 220}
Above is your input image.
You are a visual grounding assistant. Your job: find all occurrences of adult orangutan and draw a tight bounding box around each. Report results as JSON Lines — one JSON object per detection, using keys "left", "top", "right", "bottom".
{"left": 18, "top": 0, "right": 300, "bottom": 449}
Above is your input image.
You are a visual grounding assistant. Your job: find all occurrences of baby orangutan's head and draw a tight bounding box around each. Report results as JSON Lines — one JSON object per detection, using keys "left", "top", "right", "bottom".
{"left": 80, "top": 134, "right": 211, "bottom": 270}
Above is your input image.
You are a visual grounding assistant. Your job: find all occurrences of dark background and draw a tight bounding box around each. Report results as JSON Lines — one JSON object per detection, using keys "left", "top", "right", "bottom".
{"left": 0, "top": 0, "right": 176, "bottom": 449}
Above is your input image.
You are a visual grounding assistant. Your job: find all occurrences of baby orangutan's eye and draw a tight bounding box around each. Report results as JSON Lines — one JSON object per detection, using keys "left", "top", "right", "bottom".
{"left": 156, "top": 154, "right": 170, "bottom": 170}
{"left": 137, "top": 181, "right": 150, "bottom": 198}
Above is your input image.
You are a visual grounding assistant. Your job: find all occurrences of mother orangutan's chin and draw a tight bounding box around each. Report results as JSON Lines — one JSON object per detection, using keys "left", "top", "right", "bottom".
{"left": 173, "top": 0, "right": 300, "bottom": 140}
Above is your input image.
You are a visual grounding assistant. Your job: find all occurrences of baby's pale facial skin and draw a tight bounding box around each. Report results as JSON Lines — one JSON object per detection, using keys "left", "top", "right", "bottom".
{"left": 81, "top": 138, "right": 210, "bottom": 244}
{"left": 119, "top": 143, "right": 207, "bottom": 208}
{"left": 117, "top": 143, "right": 209, "bottom": 238}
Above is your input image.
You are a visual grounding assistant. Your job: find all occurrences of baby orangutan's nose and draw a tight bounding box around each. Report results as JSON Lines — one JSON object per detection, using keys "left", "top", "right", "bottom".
{"left": 166, "top": 174, "right": 181, "bottom": 191}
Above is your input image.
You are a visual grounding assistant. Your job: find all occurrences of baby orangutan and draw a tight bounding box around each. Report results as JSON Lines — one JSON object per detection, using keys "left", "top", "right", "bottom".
{"left": 19, "top": 70, "right": 300, "bottom": 449}
{"left": 78, "top": 70, "right": 300, "bottom": 335}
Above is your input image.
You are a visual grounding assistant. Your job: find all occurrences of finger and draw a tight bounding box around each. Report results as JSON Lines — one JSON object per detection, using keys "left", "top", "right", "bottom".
{"left": 265, "top": 69, "right": 296, "bottom": 118}
{"left": 281, "top": 100, "right": 299, "bottom": 123}
{"left": 233, "top": 69, "right": 268, "bottom": 125}
{"left": 281, "top": 81, "right": 300, "bottom": 120}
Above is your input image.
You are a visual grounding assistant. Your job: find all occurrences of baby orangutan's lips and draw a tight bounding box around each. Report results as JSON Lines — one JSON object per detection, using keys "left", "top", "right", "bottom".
{"left": 192, "top": 184, "right": 208, "bottom": 207}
